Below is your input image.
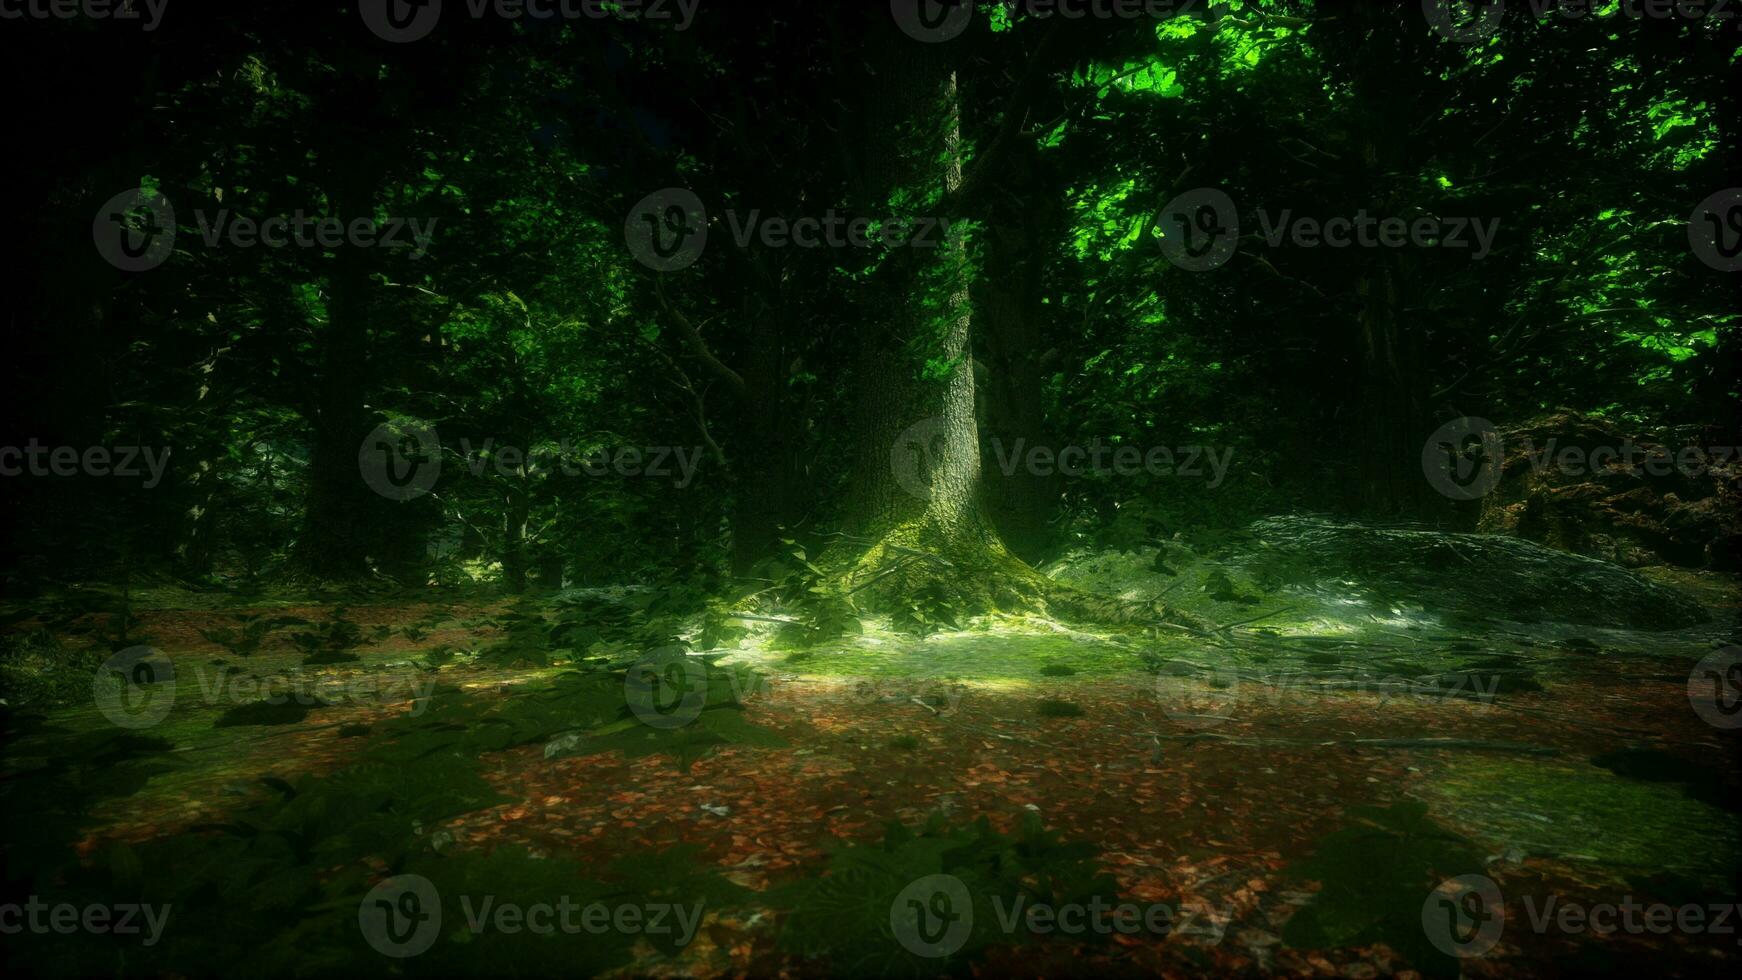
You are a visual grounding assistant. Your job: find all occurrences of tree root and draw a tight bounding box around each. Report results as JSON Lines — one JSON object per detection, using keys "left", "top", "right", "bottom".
{"left": 822, "top": 528, "right": 1213, "bottom": 634}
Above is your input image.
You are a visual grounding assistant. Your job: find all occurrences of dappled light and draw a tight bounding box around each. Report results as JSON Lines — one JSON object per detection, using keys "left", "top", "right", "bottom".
{"left": 3, "top": 2, "right": 1738, "bottom": 978}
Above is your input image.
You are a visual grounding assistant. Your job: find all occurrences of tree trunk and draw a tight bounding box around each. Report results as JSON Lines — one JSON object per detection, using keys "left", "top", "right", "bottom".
{"left": 731, "top": 303, "right": 804, "bottom": 575}
{"left": 1354, "top": 253, "right": 1428, "bottom": 515}
{"left": 830, "top": 18, "right": 1041, "bottom": 611}
{"left": 296, "top": 58, "right": 387, "bottom": 580}
{"left": 298, "top": 183, "right": 376, "bottom": 579}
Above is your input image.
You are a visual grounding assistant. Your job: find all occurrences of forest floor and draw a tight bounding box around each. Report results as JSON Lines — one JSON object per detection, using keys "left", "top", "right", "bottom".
{"left": 2, "top": 552, "right": 1739, "bottom": 978}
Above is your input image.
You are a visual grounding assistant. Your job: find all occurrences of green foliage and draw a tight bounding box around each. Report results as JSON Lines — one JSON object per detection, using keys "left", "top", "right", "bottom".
{"left": 478, "top": 600, "right": 560, "bottom": 667}
{"left": 0, "top": 629, "right": 106, "bottom": 707}
{"left": 888, "top": 582, "right": 961, "bottom": 639}
{"left": 773, "top": 593, "right": 864, "bottom": 650}
{"left": 694, "top": 598, "right": 751, "bottom": 650}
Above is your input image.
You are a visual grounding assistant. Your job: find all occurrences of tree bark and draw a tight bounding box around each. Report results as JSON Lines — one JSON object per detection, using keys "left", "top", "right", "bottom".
{"left": 830, "top": 17, "right": 1042, "bottom": 611}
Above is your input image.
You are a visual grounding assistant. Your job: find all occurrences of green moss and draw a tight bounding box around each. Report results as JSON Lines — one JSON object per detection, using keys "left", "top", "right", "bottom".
{"left": 1417, "top": 756, "right": 1741, "bottom": 890}
{"left": 746, "top": 628, "right": 1145, "bottom": 683}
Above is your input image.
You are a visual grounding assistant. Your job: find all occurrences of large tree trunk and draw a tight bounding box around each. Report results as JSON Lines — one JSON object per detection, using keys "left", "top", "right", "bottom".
{"left": 830, "top": 18, "right": 1042, "bottom": 612}
{"left": 819, "top": 15, "right": 1206, "bottom": 632}
{"left": 297, "top": 162, "right": 382, "bottom": 579}
{"left": 1344, "top": 2, "right": 1429, "bottom": 517}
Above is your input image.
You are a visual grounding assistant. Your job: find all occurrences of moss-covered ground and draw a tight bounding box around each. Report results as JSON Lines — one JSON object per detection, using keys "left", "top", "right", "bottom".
{"left": 2, "top": 551, "right": 1737, "bottom": 976}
